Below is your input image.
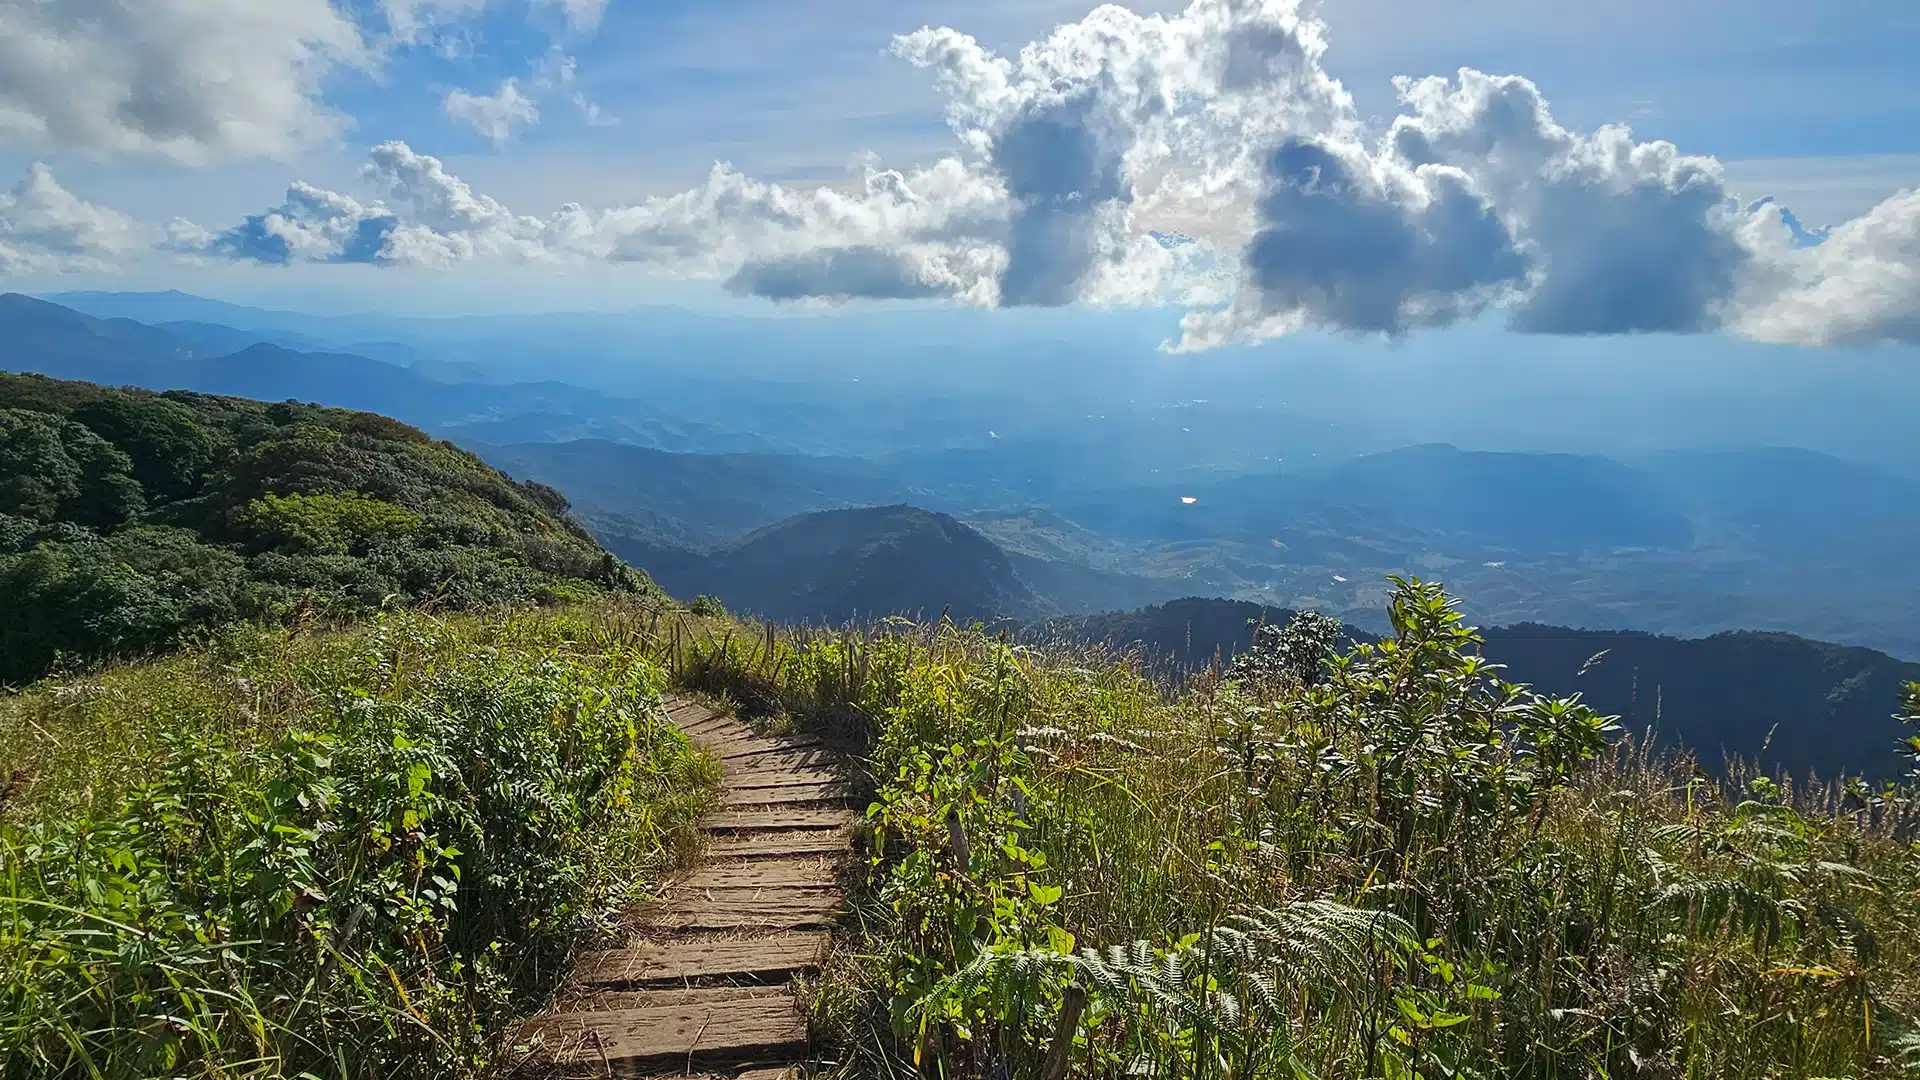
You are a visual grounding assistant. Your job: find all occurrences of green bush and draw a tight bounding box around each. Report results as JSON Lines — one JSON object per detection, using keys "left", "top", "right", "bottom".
{"left": 651, "top": 582, "right": 1920, "bottom": 1079}
{"left": 234, "top": 491, "right": 426, "bottom": 555}
{"left": 0, "top": 609, "right": 719, "bottom": 1078}
{"left": 688, "top": 594, "right": 730, "bottom": 618}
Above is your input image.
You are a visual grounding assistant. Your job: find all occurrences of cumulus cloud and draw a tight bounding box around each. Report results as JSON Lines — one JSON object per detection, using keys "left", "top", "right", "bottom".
{"left": 1179, "top": 135, "right": 1527, "bottom": 347}
{"left": 0, "top": 163, "right": 140, "bottom": 274}
{"left": 442, "top": 47, "right": 611, "bottom": 144}
{"left": 186, "top": 141, "right": 565, "bottom": 267}
{"left": 1734, "top": 188, "right": 1920, "bottom": 347}
{"left": 1385, "top": 71, "right": 1753, "bottom": 336}
{"left": 0, "top": 0, "right": 365, "bottom": 163}
{"left": 181, "top": 0, "right": 1920, "bottom": 351}
{"left": 445, "top": 78, "right": 540, "bottom": 146}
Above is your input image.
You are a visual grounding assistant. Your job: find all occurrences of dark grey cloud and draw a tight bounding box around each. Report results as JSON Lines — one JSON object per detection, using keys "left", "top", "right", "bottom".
{"left": 991, "top": 94, "right": 1131, "bottom": 307}
{"left": 1510, "top": 163, "right": 1746, "bottom": 334}
{"left": 725, "top": 246, "right": 950, "bottom": 302}
{"left": 1240, "top": 137, "right": 1526, "bottom": 334}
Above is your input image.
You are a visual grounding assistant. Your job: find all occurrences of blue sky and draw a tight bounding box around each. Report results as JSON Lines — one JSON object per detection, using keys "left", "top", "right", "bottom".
{"left": 1, "top": 0, "right": 1917, "bottom": 339}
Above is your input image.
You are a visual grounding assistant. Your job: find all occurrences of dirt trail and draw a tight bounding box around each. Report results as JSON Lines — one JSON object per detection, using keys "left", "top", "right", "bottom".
{"left": 530, "top": 695, "right": 855, "bottom": 1078}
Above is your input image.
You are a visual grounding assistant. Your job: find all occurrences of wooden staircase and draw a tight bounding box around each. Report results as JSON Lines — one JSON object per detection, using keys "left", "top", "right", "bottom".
{"left": 528, "top": 696, "right": 857, "bottom": 1078}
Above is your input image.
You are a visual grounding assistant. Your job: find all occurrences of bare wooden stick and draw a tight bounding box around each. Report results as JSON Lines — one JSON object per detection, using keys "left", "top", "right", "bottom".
{"left": 947, "top": 809, "right": 971, "bottom": 872}
{"left": 1040, "top": 984, "right": 1088, "bottom": 1080}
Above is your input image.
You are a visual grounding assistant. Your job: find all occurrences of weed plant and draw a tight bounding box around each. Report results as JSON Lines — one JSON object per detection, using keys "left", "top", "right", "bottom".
{"left": 659, "top": 580, "right": 1920, "bottom": 1079}
{"left": 0, "top": 605, "right": 718, "bottom": 1079}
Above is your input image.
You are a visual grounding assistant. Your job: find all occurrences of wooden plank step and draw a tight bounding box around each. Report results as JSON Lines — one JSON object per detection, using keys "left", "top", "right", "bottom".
{"left": 688, "top": 728, "right": 757, "bottom": 751}
{"left": 676, "top": 717, "right": 748, "bottom": 737}
{"left": 722, "top": 783, "right": 854, "bottom": 808}
{"left": 726, "top": 769, "right": 845, "bottom": 790}
{"left": 660, "top": 890, "right": 844, "bottom": 931}
{"left": 723, "top": 749, "right": 834, "bottom": 774}
{"left": 665, "top": 701, "right": 717, "bottom": 723}
{"left": 706, "top": 830, "right": 853, "bottom": 860}
{"left": 573, "top": 934, "right": 829, "bottom": 988}
{"left": 679, "top": 858, "right": 837, "bottom": 891}
{"left": 718, "top": 736, "right": 823, "bottom": 761}
{"left": 705, "top": 808, "right": 856, "bottom": 833}
{"left": 536, "top": 989, "right": 804, "bottom": 1074}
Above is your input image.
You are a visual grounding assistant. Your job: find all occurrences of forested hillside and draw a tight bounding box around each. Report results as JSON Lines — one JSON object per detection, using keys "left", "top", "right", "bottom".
{"left": 475, "top": 438, "right": 917, "bottom": 548}
{"left": 604, "top": 504, "right": 1044, "bottom": 624}
{"left": 1046, "top": 597, "right": 1920, "bottom": 778}
{"left": 0, "top": 372, "right": 644, "bottom": 684}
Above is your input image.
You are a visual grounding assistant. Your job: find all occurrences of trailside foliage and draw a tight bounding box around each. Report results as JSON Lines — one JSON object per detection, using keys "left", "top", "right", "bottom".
{"left": 662, "top": 581, "right": 1920, "bottom": 1079}
{"left": 0, "top": 608, "right": 718, "bottom": 1078}
{"left": 0, "top": 373, "right": 651, "bottom": 684}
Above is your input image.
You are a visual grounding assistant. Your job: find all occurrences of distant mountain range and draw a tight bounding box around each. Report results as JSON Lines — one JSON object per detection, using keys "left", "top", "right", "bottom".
{"left": 10, "top": 290, "right": 1920, "bottom": 659}
{"left": 8, "top": 291, "right": 1919, "bottom": 775}
{"left": 1043, "top": 598, "right": 1920, "bottom": 781}
{"left": 594, "top": 504, "right": 1180, "bottom": 624}
{"left": 473, "top": 440, "right": 922, "bottom": 549}
{"left": 606, "top": 506, "right": 1039, "bottom": 624}
{"left": 0, "top": 293, "right": 760, "bottom": 452}
{"left": 586, "top": 493, "right": 1918, "bottom": 777}
{"left": 486, "top": 433, "right": 1920, "bottom": 659}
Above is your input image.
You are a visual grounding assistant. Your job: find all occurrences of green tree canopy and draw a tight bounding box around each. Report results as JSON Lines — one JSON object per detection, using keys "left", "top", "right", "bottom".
{"left": 0, "top": 408, "right": 144, "bottom": 529}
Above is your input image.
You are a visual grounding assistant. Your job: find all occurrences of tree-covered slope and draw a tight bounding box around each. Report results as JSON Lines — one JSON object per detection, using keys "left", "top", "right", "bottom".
{"left": 0, "top": 372, "right": 645, "bottom": 684}
{"left": 474, "top": 438, "right": 918, "bottom": 548}
{"left": 605, "top": 505, "right": 1044, "bottom": 625}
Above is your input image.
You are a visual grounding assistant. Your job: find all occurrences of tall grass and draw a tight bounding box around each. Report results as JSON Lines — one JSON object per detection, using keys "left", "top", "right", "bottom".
{"left": 0, "top": 604, "right": 719, "bottom": 1079}
{"left": 7, "top": 589, "right": 1916, "bottom": 1078}
{"left": 659, "top": 582, "right": 1920, "bottom": 1079}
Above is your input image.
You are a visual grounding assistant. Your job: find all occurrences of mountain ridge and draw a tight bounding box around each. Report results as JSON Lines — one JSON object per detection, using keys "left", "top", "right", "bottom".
{"left": 1044, "top": 597, "right": 1919, "bottom": 779}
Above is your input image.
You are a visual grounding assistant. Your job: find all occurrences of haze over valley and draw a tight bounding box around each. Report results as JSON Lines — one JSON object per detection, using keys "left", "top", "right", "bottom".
{"left": 14, "top": 289, "right": 1920, "bottom": 664}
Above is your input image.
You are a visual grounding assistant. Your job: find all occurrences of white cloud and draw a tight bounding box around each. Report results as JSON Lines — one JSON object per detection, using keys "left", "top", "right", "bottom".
{"left": 184, "top": 141, "right": 566, "bottom": 268}
{"left": 184, "top": 0, "right": 1920, "bottom": 351}
{"left": 573, "top": 92, "right": 619, "bottom": 127}
{"left": 442, "top": 47, "right": 610, "bottom": 143}
{"left": 0, "top": 0, "right": 366, "bottom": 164}
{"left": 445, "top": 78, "right": 540, "bottom": 146}
{"left": 1733, "top": 188, "right": 1920, "bottom": 348}
{"left": 534, "top": 0, "right": 609, "bottom": 34}
{"left": 382, "top": 0, "right": 487, "bottom": 46}
{"left": 0, "top": 163, "right": 139, "bottom": 273}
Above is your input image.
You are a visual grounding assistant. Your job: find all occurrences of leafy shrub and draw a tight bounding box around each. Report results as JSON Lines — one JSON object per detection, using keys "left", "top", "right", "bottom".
{"left": 0, "top": 609, "right": 719, "bottom": 1078}
{"left": 234, "top": 491, "right": 425, "bottom": 555}
{"left": 688, "top": 594, "right": 730, "bottom": 618}
{"left": 1225, "top": 607, "right": 1343, "bottom": 690}
{"left": 655, "top": 581, "right": 1920, "bottom": 1079}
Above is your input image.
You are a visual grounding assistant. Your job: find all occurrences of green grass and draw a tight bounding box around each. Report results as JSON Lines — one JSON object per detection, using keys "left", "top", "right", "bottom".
{"left": 6, "top": 585, "right": 1918, "bottom": 1078}
{"left": 0, "top": 602, "right": 720, "bottom": 1079}
{"left": 660, "top": 581, "right": 1920, "bottom": 1079}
